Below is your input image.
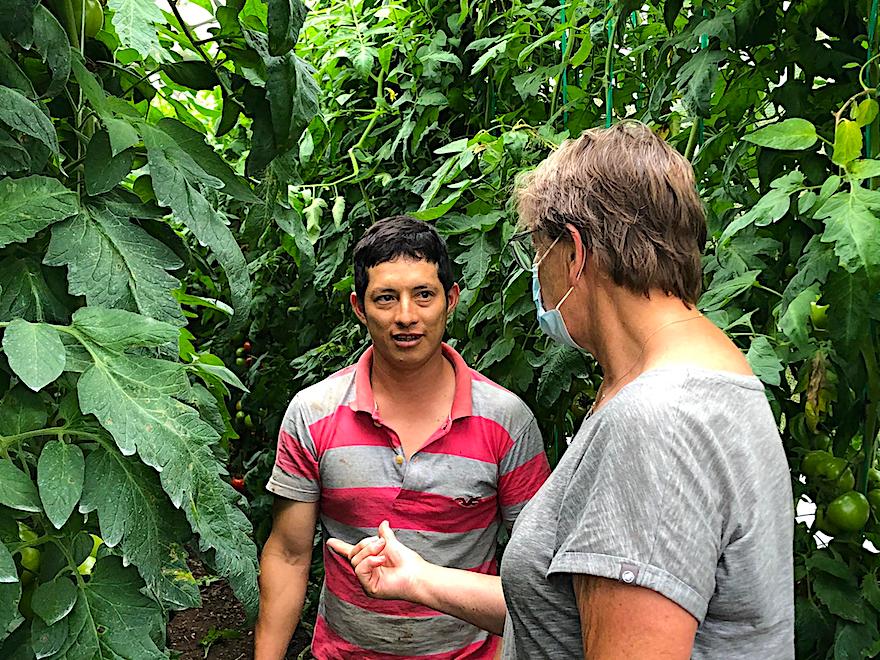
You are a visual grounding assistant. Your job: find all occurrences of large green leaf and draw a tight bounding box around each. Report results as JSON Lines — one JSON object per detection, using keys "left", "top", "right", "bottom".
{"left": 0, "top": 538, "right": 16, "bottom": 583}
{"left": 0, "top": 86, "right": 57, "bottom": 153}
{"left": 832, "top": 119, "right": 862, "bottom": 167}
{"left": 455, "top": 233, "right": 494, "bottom": 289}
{"left": 0, "top": 386, "right": 47, "bottom": 435}
{"left": 746, "top": 336, "right": 782, "bottom": 386}
{"left": 0, "top": 581, "right": 21, "bottom": 643}
{"left": 107, "top": 0, "right": 164, "bottom": 60}
{"left": 266, "top": 52, "right": 320, "bottom": 154}
{"left": 698, "top": 270, "right": 759, "bottom": 311}
{"left": 268, "top": 0, "right": 307, "bottom": 56}
{"left": 143, "top": 125, "right": 251, "bottom": 324}
{"left": 744, "top": 118, "right": 818, "bottom": 151}
{"left": 2, "top": 319, "right": 65, "bottom": 392}
{"left": 0, "top": 257, "right": 71, "bottom": 323}
{"left": 778, "top": 283, "right": 820, "bottom": 350}
{"left": 37, "top": 441, "right": 84, "bottom": 529}
{"left": 44, "top": 206, "right": 185, "bottom": 325}
{"left": 45, "top": 556, "right": 166, "bottom": 659}
{"left": 0, "top": 127, "right": 31, "bottom": 174}
{"left": 29, "top": 6, "right": 70, "bottom": 98}
{"left": 80, "top": 443, "right": 200, "bottom": 610}
{"left": 675, "top": 49, "right": 725, "bottom": 118}
{"left": 157, "top": 118, "right": 260, "bottom": 203}
{"left": 816, "top": 190, "right": 880, "bottom": 276}
{"left": 71, "top": 307, "right": 178, "bottom": 350}
{"left": 84, "top": 131, "right": 134, "bottom": 196}
{"left": 0, "top": 459, "right": 41, "bottom": 512}
{"left": 0, "top": 175, "right": 78, "bottom": 249}
{"left": 32, "top": 576, "right": 77, "bottom": 625}
{"left": 825, "top": 269, "right": 872, "bottom": 356}
{"left": 76, "top": 350, "right": 259, "bottom": 616}
{"left": 536, "top": 344, "right": 589, "bottom": 407}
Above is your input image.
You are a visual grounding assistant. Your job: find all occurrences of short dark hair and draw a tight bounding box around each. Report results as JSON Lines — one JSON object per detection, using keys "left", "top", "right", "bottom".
{"left": 353, "top": 215, "right": 454, "bottom": 303}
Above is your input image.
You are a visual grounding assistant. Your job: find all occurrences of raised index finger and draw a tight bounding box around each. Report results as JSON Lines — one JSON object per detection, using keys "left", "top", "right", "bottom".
{"left": 326, "top": 537, "right": 355, "bottom": 557}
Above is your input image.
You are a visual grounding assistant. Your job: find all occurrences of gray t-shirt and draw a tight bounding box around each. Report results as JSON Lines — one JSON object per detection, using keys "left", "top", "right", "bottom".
{"left": 499, "top": 367, "right": 794, "bottom": 659}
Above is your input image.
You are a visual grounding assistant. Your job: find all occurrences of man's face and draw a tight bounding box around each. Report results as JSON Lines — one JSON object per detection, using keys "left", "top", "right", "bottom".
{"left": 351, "top": 257, "right": 459, "bottom": 369}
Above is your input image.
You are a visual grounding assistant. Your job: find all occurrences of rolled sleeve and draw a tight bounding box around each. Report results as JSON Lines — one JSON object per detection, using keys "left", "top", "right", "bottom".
{"left": 266, "top": 395, "right": 321, "bottom": 502}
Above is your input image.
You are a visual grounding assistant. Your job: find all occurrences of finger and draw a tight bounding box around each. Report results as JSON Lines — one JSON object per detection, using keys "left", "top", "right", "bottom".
{"left": 326, "top": 538, "right": 355, "bottom": 557}
{"left": 356, "top": 554, "right": 387, "bottom": 578}
{"left": 350, "top": 538, "right": 386, "bottom": 567}
{"left": 346, "top": 535, "right": 381, "bottom": 560}
{"left": 378, "top": 520, "right": 398, "bottom": 545}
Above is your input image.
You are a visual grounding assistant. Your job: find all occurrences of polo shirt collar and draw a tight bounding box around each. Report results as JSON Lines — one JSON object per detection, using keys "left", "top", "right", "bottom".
{"left": 352, "top": 342, "right": 473, "bottom": 420}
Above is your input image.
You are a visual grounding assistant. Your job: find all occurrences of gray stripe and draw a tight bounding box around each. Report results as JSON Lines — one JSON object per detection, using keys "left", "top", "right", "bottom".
{"left": 288, "top": 370, "right": 357, "bottom": 426}
{"left": 471, "top": 381, "right": 545, "bottom": 473}
{"left": 320, "top": 585, "right": 489, "bottom": 655}
{"left": 321, "top": 445, "right": 498, "bottom": 500}
{"left": 265, "top": 466, "right": 319, "bottom": 502}
{"left": 321, "top": 518, "right": 499, "bottom": 570}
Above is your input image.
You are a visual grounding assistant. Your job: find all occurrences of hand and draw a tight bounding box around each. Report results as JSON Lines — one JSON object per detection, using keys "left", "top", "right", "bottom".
{"left": 327, "top": 520, "right": 427, "bottom": 601}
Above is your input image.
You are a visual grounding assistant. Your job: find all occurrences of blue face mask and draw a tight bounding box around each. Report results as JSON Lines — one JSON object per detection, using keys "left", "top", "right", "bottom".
{"left": 531, "top": 235, "right": 584, "bottom": 350}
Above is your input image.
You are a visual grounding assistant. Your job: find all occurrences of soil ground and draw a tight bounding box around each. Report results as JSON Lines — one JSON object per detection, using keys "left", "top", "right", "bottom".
{"left": 167, "top": 563, "right": 313, "bottom": 660}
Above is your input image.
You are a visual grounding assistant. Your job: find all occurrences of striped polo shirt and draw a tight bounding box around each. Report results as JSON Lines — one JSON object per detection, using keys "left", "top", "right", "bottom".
{"left": 267, "top": 343, "right": 550, "bottom": 659}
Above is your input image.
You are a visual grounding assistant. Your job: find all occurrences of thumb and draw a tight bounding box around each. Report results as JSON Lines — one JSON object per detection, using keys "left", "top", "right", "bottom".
{"left": 378, "top": 520, "right": 398, "bottom": 545}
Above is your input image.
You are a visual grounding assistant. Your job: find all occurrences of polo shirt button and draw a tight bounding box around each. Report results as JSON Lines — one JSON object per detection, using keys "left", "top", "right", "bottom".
{"left": 395, "top": 455, "right": 404, "bottom": 465}
{"left": 373, "top": 420, "right": 381, "bottom": 427}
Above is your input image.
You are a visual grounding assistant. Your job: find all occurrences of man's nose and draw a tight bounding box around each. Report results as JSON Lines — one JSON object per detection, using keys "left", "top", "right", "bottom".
{"left": 394, "top": 295, "right": 418, "bottom": 327}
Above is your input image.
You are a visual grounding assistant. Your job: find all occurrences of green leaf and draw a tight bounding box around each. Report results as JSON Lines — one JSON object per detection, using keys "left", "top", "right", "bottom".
{"left": 47, "top": 556, "right": 166, "bottom": 659}
{"left": 852, "top": 98, "right": 879, "bottom": 128}
{"left": 275, "top": 204, "right": 315, "bottom": 276}
{"left": 847, "top": 159, "right": 880, "bottom": 181}
{"left": 0, "top": 539, "right": 16, "bottom": 583}
{"left": 537, "top": 344, "right": 588, "bottom": 407}
{"left": 353, "top": 46, "right": 374, "bottom": 78}
{"left": 744, "top": 118, "right": 818, "bottom": 151}
{"left": 825, "top": 268, "right": 871, "bottom": 356}
{"left": 0, "top": 175, "right": 78, "bottom": 249}
{"left": 107, "top": 0, "right": 164, "bottom": 59}
{"left": 80, "top": 444, "right": 200, "bottom": 610}
{"left": 31, "top": 615, "right": 66, "bottom": 658}
{"left": 77, "top": 351, "right": 259, "bottom": 617}
{"left": 2, "top": 319, "right": 65, "bottom": 391}
{"left": 698, "top": 270, "right": 759, "bottom": 311}
{"left": 834, "top": 620, "right": 879, "bottom": 660}
{"left": 0, "top": 86, "right": 58, "bottom": 153}
{"left": 84, "top": 130, "right": 134, "bottom": 196}
{"left": 664, "top": 0, "right": 684, "bottom": 31}
{"left": 268, "top": 0, "right": 307, "bottom": 56}
{"left": 455, "top": 233, "right": 494, "bottom": 288}
{"left": 31, "top": 576, "right": 77, "bottom": 625}
{"left": 0, "top": 460, "right": 41, "bottom": 512}
{"left": 104, "top": 117, "right": 139, "bottom": 156}
{"left": 816, "top": 189, "right": 880, "bottom": 275}
{"left": 37, "top": 441, "right": 84, "bottom": 529}
{"left": 0, "top": 386, "right": 47, "bottom": 435}
{"left": 29, "top": 6, "right": 70, "bottom": 98}
{"left": 832, "top": 119, "right": 863, "bottom": 167}
{"left": 157, "top": 118, "right": 260, "bottom": 203}
{"left": 719, "top": 188, "right": 791, "bottom": 242}
{"left": 0, "top": 127, "right": 31, "bottom": 174}
{"left": 476, "top": 337, "right": 514, "bottom": 370}
{"left": 411, "top": 191, "right": 462, "bottom": 220}
{"left": 162, "top": 60, "right": 219, "bottom": 90}
{"left": 675, "top": 49, "right": 724, "bottom": 118}
{"left": 0, "top": 256, "right": 70, "bottom": 323}
{"left": 44, "top": 205, "right": 185, "bottom": 325}
{"left": 778, "top": 283, "right": 819, "bottom": 350}
{"left": 471, "top": 41, "right": 507, "bottom": 76}
{"left": 814, "top": 571, "right": 866, "bottom": 623}
{"left": 69, "top": 52, "right": 106, "bottom": 113}
{"left": 0, "top": 581, "right": 21, "bottom": 642}
{"left": 331, "top": 195, "right": 345, "bottom": 229}
{"left": 746, "top": 336, "right": 782, "bottom": 386}
{"left": 71, "top": 307, "right": 178, "bottom": 350}
{"left": 144, "top": 124, "right": 251, "bottom": 324}
{"left": 266, "top": 52, "right": 320, "bottom": 154}
{"left": 862, "top": 573, "right": 880, "bottom": 611}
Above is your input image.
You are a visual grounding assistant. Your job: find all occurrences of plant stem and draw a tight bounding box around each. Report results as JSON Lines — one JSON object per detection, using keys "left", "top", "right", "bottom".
{"left": 684, "top": 119, "right": 700, "bottom": 160}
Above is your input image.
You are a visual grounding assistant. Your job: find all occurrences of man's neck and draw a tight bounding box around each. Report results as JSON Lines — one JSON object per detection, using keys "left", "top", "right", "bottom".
{"left": 370, "top": 346, "right": 455, "bottom": 411}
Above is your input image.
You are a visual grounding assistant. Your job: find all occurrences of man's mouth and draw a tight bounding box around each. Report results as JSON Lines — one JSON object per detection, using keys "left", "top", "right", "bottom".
{"left": 392, "top": 333, "right": 423, "bottom": 347}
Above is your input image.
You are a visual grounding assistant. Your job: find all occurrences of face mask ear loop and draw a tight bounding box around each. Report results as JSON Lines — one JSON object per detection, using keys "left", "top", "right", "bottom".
{"left": 554, "top": 244, "right": 587, "bottom": 311}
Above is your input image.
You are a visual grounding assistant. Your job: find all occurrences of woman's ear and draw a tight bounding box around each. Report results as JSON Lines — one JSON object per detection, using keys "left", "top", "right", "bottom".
{"left": 566, "top": 223, "right": 587, "bottom": 282}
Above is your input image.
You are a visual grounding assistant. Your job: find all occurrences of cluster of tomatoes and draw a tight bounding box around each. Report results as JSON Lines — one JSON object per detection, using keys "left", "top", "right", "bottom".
{"left": 235, "top": 340, "right": 255, "bottom": 369}
{"left": 802, "top": 449, "right": 880, "bottom": 535}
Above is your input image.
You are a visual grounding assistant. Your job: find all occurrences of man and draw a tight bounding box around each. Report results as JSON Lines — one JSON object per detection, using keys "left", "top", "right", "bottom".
{"left": 255, "top": 215, "right": 550, "bottom": 659}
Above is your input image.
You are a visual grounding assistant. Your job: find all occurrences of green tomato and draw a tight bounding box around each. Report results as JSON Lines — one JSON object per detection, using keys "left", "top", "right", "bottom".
{"left": 235, "top": 410, "right": 245, "bottom": 421}
{"left": 19, "top": 547, "right": 40, "bottom": 574}
{"left": 809, "top": 301, "right": 829, "bottom": 329}
{"left": 817, "top": 456, "right": 847, "bottom": 482}
{"left": 869, "top": 468, "right": 880, "bottom": 485}
{"left": 815, "top": 507, "right": 841, "bottom": 536}
{"left": 801, "top": 450, "right": 831, "bottom": 478}
{"left": 73, "top": 0, "right": 104, "bottom": 38}
{"left": 235, "top": 357, "right": 246, "bottom": 367}
{"left": 812, "top": 432, "right": 832, "bottom": 451}
{"left": 833, "top": 469, "right": 855, "bottom": 495}
{"left": 867, "top": 489, "right": 880, "bottom": 514}
{"left": 243, "top": 414, "right": 254, "bottom": 428}
{"left": 826, "top": 491, "right": 870, "bottom": 532}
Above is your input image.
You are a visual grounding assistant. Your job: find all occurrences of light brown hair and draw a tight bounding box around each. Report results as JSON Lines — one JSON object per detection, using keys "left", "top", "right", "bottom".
{"left": 515, "top": 120, "right": 707, "bottom": 304}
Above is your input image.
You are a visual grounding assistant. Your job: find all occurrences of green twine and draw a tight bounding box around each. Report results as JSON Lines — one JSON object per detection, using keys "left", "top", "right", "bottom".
{"left": 561, "top": 0, "right": 569, "bottom": 128}
{"left": 867, "top": 0, "right": 879, "bottom": 157}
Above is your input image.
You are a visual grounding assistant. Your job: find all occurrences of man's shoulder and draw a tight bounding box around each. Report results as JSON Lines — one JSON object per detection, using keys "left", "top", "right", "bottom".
{"left": 286, "top": 363, "right": 358, "bottom": 421}
{"left": 469, "top": 368, "right": 536, "bottom": 428}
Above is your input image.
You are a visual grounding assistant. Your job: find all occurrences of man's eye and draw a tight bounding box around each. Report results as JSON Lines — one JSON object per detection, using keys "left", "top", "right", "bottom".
{"left": 417, "top": 291, "right": 434, "bottom": 299}
{"left": 375, "top": 295, "right": 395, "bottom": 303}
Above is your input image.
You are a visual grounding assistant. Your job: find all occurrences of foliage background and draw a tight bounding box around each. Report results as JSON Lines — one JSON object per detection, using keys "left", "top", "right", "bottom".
{"left": 0, "top": 0, "right": 879, "bottom": 657}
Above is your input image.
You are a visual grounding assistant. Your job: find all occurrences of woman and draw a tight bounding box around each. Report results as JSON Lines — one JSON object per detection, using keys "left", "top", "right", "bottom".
{"left": 328, "top": 121, "right": 794, "bottom": 659}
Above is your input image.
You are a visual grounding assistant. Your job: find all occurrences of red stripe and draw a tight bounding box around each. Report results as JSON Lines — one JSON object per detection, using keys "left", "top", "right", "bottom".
{"left": 323, "top": 551, "right": 500, "bottom": 620}
{"left": 323, "top": 547, "right": 443, "bottom": 617}
{"left": 312, "top": 615, "right": 500, "bottom": 659}
{"left": 275, "top": 429, "right": 319, "bottom": 481}
{"left": 309, "top": 408, "right": 391, "bottom": 455}
{"left": 418, "top": 416, "right": 513, "bottom": 464}
{"left": 498, "top": 452, "right": 551, "bottom": 508}
{"left": 322, "top": 488, "right": 498, "bottom": 533}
